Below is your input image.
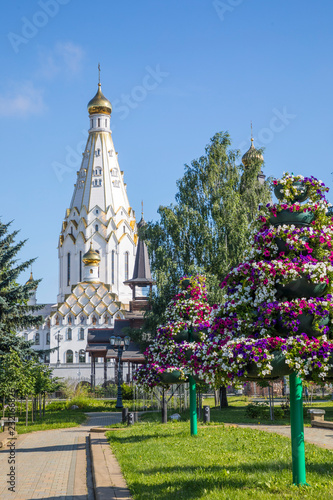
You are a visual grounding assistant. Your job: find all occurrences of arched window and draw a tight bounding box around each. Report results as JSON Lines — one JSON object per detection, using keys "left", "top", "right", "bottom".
{"left": 95, "top": 224, "right": 99, "bottom": 232}
{"left": 55, "top": 315, "right": 60, "bottom": 326}
{"left": 79, "top": 349, "right": 86, "bottom": 363}
{"left": 105, "top": 119, "right": 107, "bottom": 127}
{"left": 104, "top": 314, "right": 109, "bottom": 324}
{"left": 92, "top": 315, "right": 97, "bottom": 326}
{"left": 98, "top": 118, "right": 100, "bottom": 127}
{"left": 67, "top": 252, "right": 71, "bottom": 286}
{"left": 111, "top": 250, "right": 115, "bottom": 284}
{"left": 66, "top": 350, "right": 73, "bottom": 363}
{"left": 124, "top": 252, "right": 129, "bottom": 281}
{"left": 35, "top": 332, "right": 40, "bottom": 345}
{"left": 68, "top": 315, "right": 72, "bottom": 325}
{"left": 79, "top": 328, "right": 84, "bottom": 340}
{"left": 67, "top": 328, "right": 72, "bottom": 340}
{"left": 46, "top": 332, "right": 50, "bottom": 345}
{"left": 80, "top": 315, "right": 85, "bottom": 324}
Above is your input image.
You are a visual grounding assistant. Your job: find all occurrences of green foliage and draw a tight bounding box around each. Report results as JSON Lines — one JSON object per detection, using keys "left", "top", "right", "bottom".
{"left": 121, "top": 383, "right": 134, "bottom": 400}
{"left": 0, "top": 220, "right": 44, "bottom": 335}
{"left": 141, "top": 132, "right": 271, "bottom": 333}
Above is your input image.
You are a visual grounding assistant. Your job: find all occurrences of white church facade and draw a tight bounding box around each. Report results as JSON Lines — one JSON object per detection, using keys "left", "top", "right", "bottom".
{"left": 21, "top": 80, "right": 142, "bottom": 385}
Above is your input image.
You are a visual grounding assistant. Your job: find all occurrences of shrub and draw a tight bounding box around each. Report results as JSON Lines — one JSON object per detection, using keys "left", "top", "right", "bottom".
{"left": 121, "top": 383, "right": 134, "bottom": 400}
{"left": 245, "top": 402, "right": 270, "bottom": 419}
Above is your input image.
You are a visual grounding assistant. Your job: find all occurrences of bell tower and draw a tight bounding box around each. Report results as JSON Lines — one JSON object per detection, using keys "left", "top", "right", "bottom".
{"left": 57, "top": 75, "right": 137, "bottom": 305}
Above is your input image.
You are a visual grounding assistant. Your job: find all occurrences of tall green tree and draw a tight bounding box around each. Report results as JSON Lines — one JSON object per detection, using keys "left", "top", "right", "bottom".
{"left": 142, "top": 131, "right": 271, "bottom": 332}
{"left": 0, "top": 220, "right": 43, "bottom": 337}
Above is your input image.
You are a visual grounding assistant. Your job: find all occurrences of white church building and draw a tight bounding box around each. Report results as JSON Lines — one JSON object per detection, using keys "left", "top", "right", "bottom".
{"left": 21, "top": 80, "right": 143, "bottom": 385}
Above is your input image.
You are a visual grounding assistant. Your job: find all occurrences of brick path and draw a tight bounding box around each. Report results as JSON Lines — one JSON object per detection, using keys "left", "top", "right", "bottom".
{"left": 0, "top": 412, "right": 121, "bottom": 500}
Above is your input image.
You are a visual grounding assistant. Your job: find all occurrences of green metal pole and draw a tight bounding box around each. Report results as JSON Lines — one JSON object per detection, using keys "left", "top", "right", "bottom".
{"left": 289, "top": 373, "right": 307, "bottom": 485}
{"left": 188, "top": 326, "right": 197, "bottom": 436}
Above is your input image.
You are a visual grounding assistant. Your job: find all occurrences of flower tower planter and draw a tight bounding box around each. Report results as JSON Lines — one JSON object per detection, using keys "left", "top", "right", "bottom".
{"left": 134, "top": 275, "right": 211, "bottom": 435}
{"left": 194, "top": 173, "right": 333, "bottom": 485}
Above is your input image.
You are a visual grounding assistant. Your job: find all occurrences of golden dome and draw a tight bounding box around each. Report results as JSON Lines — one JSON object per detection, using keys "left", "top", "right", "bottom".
{"left": 242, "top": 138, "right": 264, "bottom": 167}
{"left": 83, "top": 243, "right": 101, "bottom": 266}
{"left": 87, "top": 83, "right": 112, "bottom": 115}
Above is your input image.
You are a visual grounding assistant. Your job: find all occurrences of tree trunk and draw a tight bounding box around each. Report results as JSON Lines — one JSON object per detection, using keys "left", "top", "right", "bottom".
{"left": 20, "top": 398, "right": 22, "bottom": 416}
{"left": 31, "top": 397, "right": 34, "bottom": 423}
{"left": 2, "top": 396, "right": 5, "bottom": 418}
{"left": 26, "top": 397, "right": 28, "bottom": 427}
{"left": 43, "top": 393, "right": 45, "bottom": 418}
{"left": 39, "top": 395, "right": 42, "bottom": 419}
{"left": 220, "top": 386, "right": 229, "bottom": 408}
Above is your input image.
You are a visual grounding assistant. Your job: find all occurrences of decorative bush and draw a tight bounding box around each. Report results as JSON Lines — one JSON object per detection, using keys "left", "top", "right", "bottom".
{"left": 133, "top": 276, "right": 212, "bottom": 390}
{"left": 191, "top": 173, "right": 333, "bottom": 385}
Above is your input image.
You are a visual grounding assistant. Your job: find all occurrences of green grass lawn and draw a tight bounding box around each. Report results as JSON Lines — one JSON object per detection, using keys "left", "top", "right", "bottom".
{"left": 14, "top": 409, "right": 87, "bottom": 434}
{"left": 106, "top": 421, "right": 333, "bottom": 500}
{"left": 139, "top": 398, "right": 333, "bottom": 427}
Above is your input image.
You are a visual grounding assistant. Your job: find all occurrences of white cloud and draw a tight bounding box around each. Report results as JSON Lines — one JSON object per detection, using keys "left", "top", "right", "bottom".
{"left": 36, "top": 41, "right": 85, "bottom": 79}
{"left": 0, "top": 81, "right": 46, "bottom": 117}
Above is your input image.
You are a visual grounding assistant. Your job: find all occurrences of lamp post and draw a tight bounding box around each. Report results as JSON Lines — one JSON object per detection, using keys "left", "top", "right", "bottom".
{"left": 110, "top": 335, "right": 130, "bottom": 409}
{"left": 54, "top": 331, "right": 63, "bottom": 365}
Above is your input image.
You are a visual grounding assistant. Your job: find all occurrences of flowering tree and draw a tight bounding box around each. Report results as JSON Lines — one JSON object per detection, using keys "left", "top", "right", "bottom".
{"left": 134, "top": 276, "right": 211, "bottom": 391}
{"left": 191, "top": 173, "right": 333, "bottom": 386}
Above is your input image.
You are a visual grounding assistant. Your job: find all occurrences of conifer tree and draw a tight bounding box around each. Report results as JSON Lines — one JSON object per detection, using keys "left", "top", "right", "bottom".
{"left": 0, "top": 220, "right": 43, "bottom": 340}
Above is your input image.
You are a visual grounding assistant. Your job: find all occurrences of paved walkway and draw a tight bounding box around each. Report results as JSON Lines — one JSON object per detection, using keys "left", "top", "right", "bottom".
{"left": 0, "top": 412, "right": 122, "bottom": 500}
{"left": 238, "top": 423, "right": 333, "bottom": 450}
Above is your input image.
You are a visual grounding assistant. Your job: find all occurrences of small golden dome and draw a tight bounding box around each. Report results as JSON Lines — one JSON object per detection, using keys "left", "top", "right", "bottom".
{"left": 242, "top": 138, "right": 264, "bottom": 167}
{"left": 87, "top": 83, "right": 112, "bottom": 115}
{"left": 83, "top": 243, "right": 101, "bottom": 265}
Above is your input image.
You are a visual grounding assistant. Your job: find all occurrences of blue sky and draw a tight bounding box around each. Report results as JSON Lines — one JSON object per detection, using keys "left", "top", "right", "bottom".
{"left": 1, "top": 0, "right": 333, "bottom": 302}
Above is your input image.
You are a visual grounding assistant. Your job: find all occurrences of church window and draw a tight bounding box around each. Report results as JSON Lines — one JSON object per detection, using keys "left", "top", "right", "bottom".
{"left": 105, "top": 119, "right": 107, "bottom": 127}
{"left": 67, "top": 253, "right": 71, "bottom": 286}
{"left": 99, "top": 179, "right": 102, "bottom": 186}
{"left": 90, "top": 269, "right": 93, "bottom": 274}
{"left": 92, "top": 315, "right": 97, "bottom": 325}
{"left": 46, "top": 332, "right": 50, "bottom": 345}
{"left": 125, "top": 252, "right": 129, "bottom": 281}
{"left": 96, "top": 148, "right": 101, "bottom": 157}
{"left": 79, "top": 251, "right": 82, "bottom": 282}
{"left": 66, "top": 350, "right": 73, "bottom": 363}
{"left": 98, "top": 118, "right": 100, "bottom": 127}
{"left": 68, "top": 315, "right": 72, "bottom": 325}
{"left": 79, "top": 349, "right": 86, "bottom": 363}
{"left": 112, "top": 168, "right": 118, "bottom": 177}
{"left": 95, "top": 224, "right": 99, "bottom": 232}
{"left": 96, "top": 209, "right": 99, "bottom": 214}
{"left": 35, "top": 332, "right": 40, "bottom": 345}
{"left": 55, "top": 315, "right": 60, "bottom": 325}
{"left": 67, "top": 328, "right": 72, "bottom": 340}
{"left": 80, "top": 315, "right": 85, "bottom": 324}
{"left": 112, "top": 180, "right": 120, "bottom": 188}
{"left": 111, "top": 250, "right": 115, "bottom": 284}
{"left": 79, "top": 328, "right": 84, "bottom": 340}
{"left": 104, "top": 314, "right": 109, "bottom": 324}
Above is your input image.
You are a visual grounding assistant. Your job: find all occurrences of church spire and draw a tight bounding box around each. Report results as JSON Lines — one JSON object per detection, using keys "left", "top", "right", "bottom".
{"left": 57, "top": 78, "right": 137, "bottom": 305}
